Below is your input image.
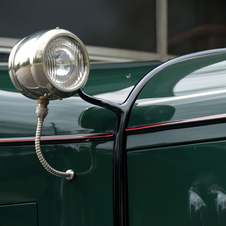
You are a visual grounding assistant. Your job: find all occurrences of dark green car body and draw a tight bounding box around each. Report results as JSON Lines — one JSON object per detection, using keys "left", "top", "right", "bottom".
{"left": 1, "top": 48, "right": 226, "bottom": 226}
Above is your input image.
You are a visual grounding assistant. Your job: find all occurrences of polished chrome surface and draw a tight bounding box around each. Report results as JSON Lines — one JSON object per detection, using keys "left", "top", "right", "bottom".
{"left": 35, "top": 97, "right": 75, "bottom": 181}
{"left": 8, "top": 28, "right": 90, "bottom": 100}
{"left": 35, "top": 117, "right": 75, "bottom": 180}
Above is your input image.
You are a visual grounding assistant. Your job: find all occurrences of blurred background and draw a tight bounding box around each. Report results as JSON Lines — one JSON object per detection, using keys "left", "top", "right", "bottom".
{"left": 1, "top": 0, "right": 226, "bottom": 59}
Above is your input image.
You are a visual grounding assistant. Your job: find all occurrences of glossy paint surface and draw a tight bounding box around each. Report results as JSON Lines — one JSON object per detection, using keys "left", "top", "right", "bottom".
{"left": 127, "top": 139, "right": 226, "bottom": 226}
{"left": 0, "top": 141, "right": 114, "bottom": 226}
{"left": 129, "top": 53, "right": 226, "bottom": 128}
{"left": 0, "top": 202, "right": 37, "bottom": 226}
{"left": 2, "top": 48, "right": 226, "bottom": 226}
{"left": 0, "top": 61, "right": 159, "bottom": 226}
{"left": 0, "top": 61, "right": 159, "bottom": 138}
{"left": 126, "top": 50, "right": 226, "bottom": 225}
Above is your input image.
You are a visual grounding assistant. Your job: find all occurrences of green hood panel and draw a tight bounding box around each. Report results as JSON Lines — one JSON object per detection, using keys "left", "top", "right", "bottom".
{"left": 0, "top": 62, "right": 160, "bottom": 138}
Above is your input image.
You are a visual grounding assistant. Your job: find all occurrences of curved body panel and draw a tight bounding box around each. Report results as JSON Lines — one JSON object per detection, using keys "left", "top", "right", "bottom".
{"left": 1, "top": 48, "right": 226, "bottom": 226}
{"left": 126, "top": 49, "right": 226, "bottom": 226}
{"left": 0, "top": 61, "right": 159, "bottom": 226}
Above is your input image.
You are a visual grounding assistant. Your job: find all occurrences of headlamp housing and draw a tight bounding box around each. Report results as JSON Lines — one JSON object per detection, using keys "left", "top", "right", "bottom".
{"left": 8, "top": 28, "right": 90, "bottom": 100}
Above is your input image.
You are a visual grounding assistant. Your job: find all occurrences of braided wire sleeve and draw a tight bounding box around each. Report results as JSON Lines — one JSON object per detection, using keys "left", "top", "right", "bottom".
{"left": 35, "top": 117, "right": 74, "bottom": 180}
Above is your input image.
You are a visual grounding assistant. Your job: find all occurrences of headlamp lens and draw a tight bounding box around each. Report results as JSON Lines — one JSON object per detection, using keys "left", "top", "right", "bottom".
{"left": 45, "top": 37, "right": 85, "bottom": 91}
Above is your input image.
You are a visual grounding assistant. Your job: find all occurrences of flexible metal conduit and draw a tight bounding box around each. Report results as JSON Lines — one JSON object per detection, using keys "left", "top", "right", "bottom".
{"left": 35, "top": 96, "right": 74, "bottom": 181}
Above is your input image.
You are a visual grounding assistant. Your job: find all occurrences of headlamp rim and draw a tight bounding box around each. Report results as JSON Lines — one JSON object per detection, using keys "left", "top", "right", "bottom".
{"left": 41, "top": 29, "right": 90, "bottom": 93}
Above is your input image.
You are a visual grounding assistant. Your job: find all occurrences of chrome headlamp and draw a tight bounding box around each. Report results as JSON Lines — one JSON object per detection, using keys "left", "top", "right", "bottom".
{"left": 8, "top": 28, "right": 90, "bottom": 100}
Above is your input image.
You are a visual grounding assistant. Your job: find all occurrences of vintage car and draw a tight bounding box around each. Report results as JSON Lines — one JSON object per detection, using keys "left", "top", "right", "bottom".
{"left": 0, "top": 28, "right": 226, "bottom": 226}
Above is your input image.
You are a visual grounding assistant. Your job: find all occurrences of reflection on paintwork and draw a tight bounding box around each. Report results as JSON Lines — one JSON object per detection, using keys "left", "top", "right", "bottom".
{"left": 79, "top": 107, "right": 116, "bottom": 132}
{"left": 86, "top": 62, "right": 160, "bottom": 96}
{"left": 61, "top": 142, "right": 94, "bottom": 174}
{"left": 0, "top": 90, "right": 94, "bottom": 137}
{"left": 129, "top": 90, "right": 226, "bottom": 128}
{"left": 129, "top": 104, "right": 175, "bottom": 125}
{"left": 128, "top": 140, "right": 226, "bottom": 225}
{"left": 136, "top": 89, "right": 226, "bottom": 106}
{"left": 76, "top": 143, "right": 96, "bottom": 176}
{"left": 79, "top": 104, "right": 176, "bottom": 132}
{"left": 0, "top": 140, "right": 114, "bottom": 225}
{"left": 0, "top": 62, "right": 159, "bottom": 138}
{"left": 209, "top": 186, "right": 226, "bottom": 226}
{"left": 129, "top": 54, "right": 226, "bottom": 128}
{"left": 0, "top": 89, "right": 117, "bottom": 138}
{"left": 188, "top": 188, "right": 208, "bottom": 226}
{"left": 174, "top": 60, "right": 226, "bottom": 95}
{"left": 95, "top": 86, "right": 134, "bottom": 104}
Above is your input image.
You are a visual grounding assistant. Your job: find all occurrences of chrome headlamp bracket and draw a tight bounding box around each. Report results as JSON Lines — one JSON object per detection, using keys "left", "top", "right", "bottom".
{"left": 8, "top": 28, "right": 90, "bottom": 181}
